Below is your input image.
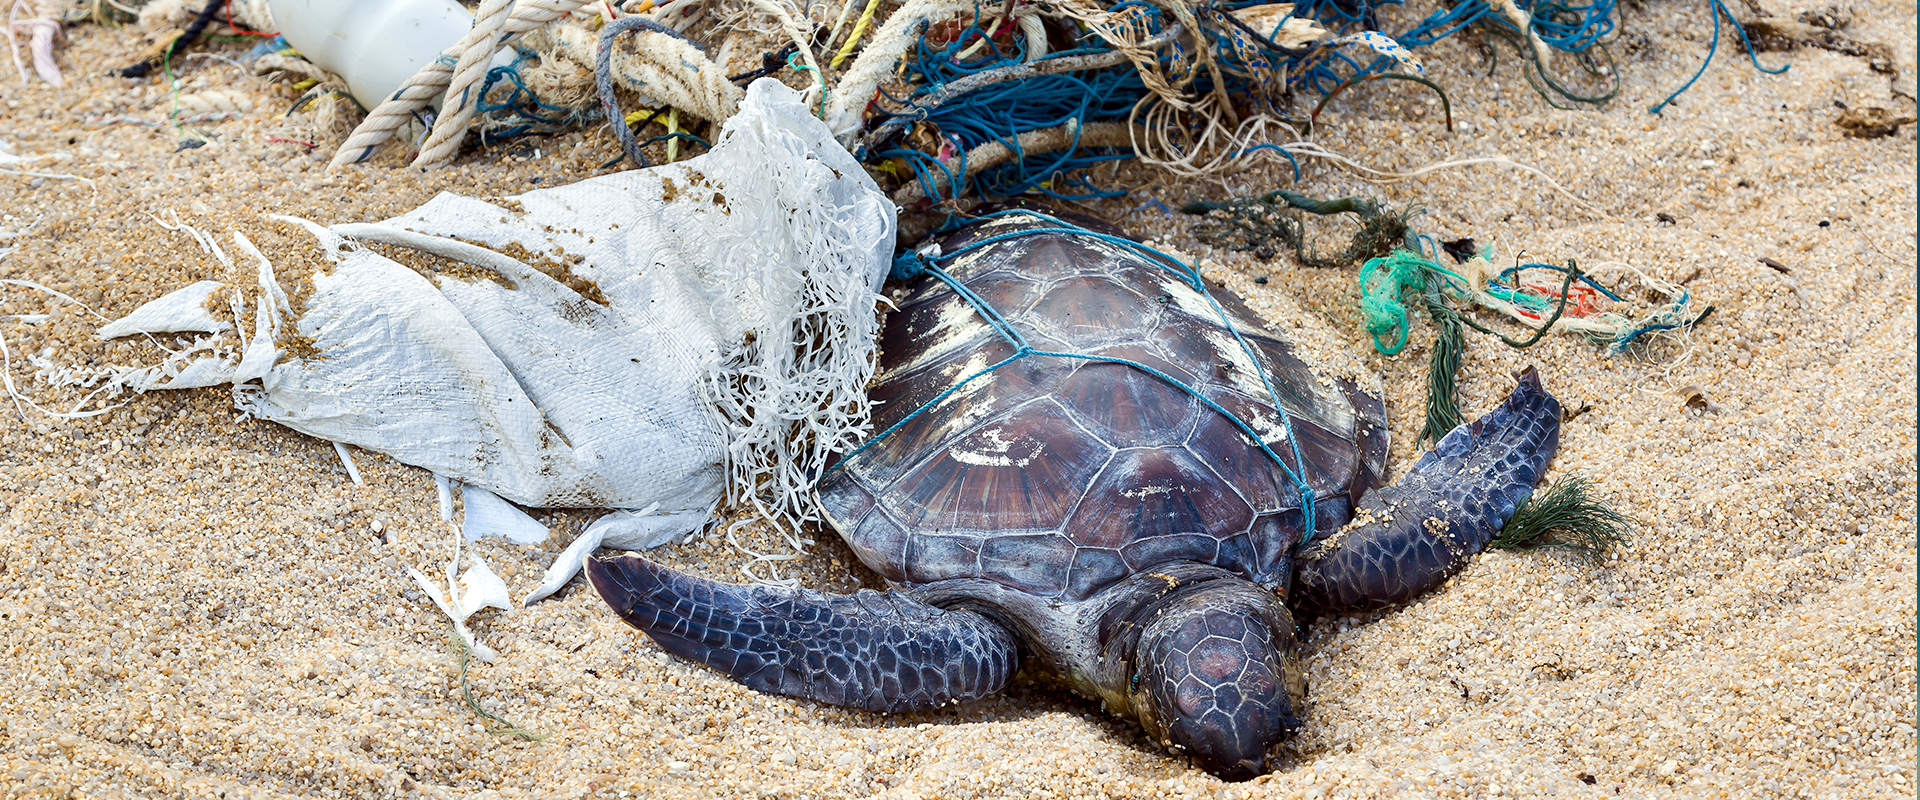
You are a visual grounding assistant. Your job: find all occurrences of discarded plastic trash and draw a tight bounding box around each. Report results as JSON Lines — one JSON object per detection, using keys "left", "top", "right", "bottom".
{"left": 88, "top": 79, "right": 894, "bottom": 602}
{"left": 5, "top": 2, "right": 64, "bottom": 87}
{"left": 408, "top": 525, "right": 514, "bottom": 662}
{"left": 462, "top": 483, "right": 548, "bottom": 546}
{"left": 264, "top": 0, "right": 515, "bottom": 110}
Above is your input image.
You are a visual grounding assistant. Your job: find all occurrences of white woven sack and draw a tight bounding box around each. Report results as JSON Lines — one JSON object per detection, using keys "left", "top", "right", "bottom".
{"left": 93, "top": 79, "right": 894, "bottom": 601}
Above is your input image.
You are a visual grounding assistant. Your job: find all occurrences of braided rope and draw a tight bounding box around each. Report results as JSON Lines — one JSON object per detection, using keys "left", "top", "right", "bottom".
{"left": 824, "top": 0, "right": 977, "bottom": 140}
{"left": 827, "top": 0, "right": 884, "bottom": 69}
{"left": 892, "top": 120, "right": 1141, "bottom": 205}
{"left": 1016, "top": 9, "right": 1048, "bottom": 63}
{"left": 550, "top": 21, "right": 740, "bottom": 127}
{"left": 412, "top": 0, "right": 515, "bottom": 169}
{"left": 745, "top": 0, "right": 823, "bottom": 106}
{"left": 584, "top": 18, "right": 741, "bottom": 166}
{"left": 1486, "top": 0, "right": 1554, "bottom": 72}
{"left": 614, "top": 34, "right": 743, "bottom": 123}
{"left": 136, "top": 0, "right": 272, "bottom": 36}
{"left": 328, "top": 0, "right": 591, "bottom": 169}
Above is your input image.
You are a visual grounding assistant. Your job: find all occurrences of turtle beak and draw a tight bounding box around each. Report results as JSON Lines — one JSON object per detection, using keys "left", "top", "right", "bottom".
{"left": 1218, "top": 757, "right": 1266, "bottom": 783}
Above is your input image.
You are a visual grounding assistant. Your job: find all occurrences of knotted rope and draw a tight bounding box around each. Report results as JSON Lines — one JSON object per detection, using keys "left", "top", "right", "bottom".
{"left": 412, "top": 0, "right": 516, "bottom": 169}
{"left": 329, "top": 0, "right": 592, "bottom": 169}
{"left": 588, "top": 17, "right": 741, "bottom": 167}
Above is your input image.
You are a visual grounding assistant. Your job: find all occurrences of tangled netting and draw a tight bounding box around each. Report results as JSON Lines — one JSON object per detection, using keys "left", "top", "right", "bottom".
{"left": 207, "top": 0, "right": 1791, "bottom": 209}
{"left": 854, "top": 208, "right": 1327, "bottom": 546}
{"left": 1179, "top": 189, "right": 1419, "bottom": 268}
{"left": 60, "top": 0, "right": 1796, "bottom": 205}
{"left": 857, "top": 0, "right": 1431, "bottom": 203}
{"left": 852, "top": 0, "right": 1643, "bottom": 202}
{"left": 1175, "top": 179, "right": 1711, "bottom": 449}
{"left": 1354, "top": 244, "right": 1713, "bottom": 444}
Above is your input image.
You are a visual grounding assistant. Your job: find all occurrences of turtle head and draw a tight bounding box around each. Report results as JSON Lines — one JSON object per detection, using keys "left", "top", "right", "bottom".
{"left": 1128, "top": 579, "right": 1304, "bottom": 781}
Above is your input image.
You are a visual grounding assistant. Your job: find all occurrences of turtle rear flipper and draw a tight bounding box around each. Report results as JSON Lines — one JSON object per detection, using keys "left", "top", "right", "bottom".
{"left": 1292, "top": 367, "right": 1561, "bottom": 613}
{"left": 587, "top": 555, "right": 1021, "bottom": 712}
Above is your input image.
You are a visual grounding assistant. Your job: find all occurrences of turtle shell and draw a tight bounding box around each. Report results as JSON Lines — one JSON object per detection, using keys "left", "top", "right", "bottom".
{"left": 818, "top": 214, "right": 1389, "bottom": 602}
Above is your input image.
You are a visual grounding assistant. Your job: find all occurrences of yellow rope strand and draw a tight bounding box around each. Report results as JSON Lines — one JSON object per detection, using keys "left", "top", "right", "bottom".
{"left": 829, "top": 0, "right": 886, "bottom": 69}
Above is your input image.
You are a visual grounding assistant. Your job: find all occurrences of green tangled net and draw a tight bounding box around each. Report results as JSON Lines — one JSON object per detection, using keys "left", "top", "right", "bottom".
{"left": 1181, "top": 191, "right": 1419, "bottom": 268}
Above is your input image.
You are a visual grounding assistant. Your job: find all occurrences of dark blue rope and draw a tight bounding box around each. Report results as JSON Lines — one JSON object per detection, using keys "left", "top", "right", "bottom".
{"left": 1610, "top": 287, "right": 1693, "bottom": 350}
{"left": 841, "top": 211, "right": 1326, "bottom": 543}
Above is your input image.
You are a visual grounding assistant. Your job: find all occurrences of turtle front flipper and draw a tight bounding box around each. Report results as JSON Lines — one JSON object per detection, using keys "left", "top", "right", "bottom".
{"left": 587, "top": 555, "right": 1021, "bottom": 712}
{"left": 1292, "top": 367, "right": 1561, "bottom": 613}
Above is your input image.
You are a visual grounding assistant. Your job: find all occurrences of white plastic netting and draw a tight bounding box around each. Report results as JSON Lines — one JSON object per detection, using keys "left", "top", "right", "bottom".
{"left": 73, "top": 79, "right": 894, "bottom": 597}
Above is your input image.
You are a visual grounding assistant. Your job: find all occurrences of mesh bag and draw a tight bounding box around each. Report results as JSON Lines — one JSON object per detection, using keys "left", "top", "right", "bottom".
{"left": 89, "top": 80, "right": 894, "bottom": 594}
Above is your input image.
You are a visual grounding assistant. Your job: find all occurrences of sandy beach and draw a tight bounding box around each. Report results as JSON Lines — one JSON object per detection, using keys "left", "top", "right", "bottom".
{"left": 0, "top": 0, "right": 1913, "bottom": 797}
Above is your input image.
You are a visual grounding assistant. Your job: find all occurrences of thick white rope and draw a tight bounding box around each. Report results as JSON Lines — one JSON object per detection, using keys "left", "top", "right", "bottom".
{"left": 136, "top": 0, "right": 272, "bottom": 36}
{"left": 1487, "top": 0, "right": 1554, "bottom": 72}
{"left": 546, "top": 21, "right": 742, "bottom": 127}
{"left": 328, "top": 0, "right": 592, "bottom": 169}
{"left": 745, "top": 0, "right": 824, "bottom": 108}
{"left": 823, "top": 0, "right": 976, "bottom": 141}
{"left": 412, "top": 0, "right": 516, "bottom": 169}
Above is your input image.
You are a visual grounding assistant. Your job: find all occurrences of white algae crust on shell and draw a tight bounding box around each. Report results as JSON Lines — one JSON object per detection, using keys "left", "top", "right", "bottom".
{"left": 0, "top": 2, "right": 1913, "bottom": 797}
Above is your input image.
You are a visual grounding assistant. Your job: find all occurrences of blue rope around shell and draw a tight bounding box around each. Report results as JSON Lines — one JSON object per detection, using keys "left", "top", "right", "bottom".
{"left": 842, "top": 210, "right": 1326, "bottom": 548}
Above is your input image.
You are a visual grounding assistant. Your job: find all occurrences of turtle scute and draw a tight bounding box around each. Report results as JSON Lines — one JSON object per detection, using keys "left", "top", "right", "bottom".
{"left": 1134, "top": 579, "right": 1303, "bottom": 781}
{"left": 829, "top": 214, "right": 1372, "bottom": 602}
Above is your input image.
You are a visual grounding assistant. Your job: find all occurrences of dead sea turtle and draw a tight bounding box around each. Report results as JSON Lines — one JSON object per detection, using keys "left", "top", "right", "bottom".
{"left": 588, "top": 210, "right": 1560, "bottom": 780}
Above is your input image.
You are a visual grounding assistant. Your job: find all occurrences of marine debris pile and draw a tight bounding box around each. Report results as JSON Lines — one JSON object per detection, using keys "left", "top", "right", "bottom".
{"left": 1, "top": 0, "right": 1765, "bottom": 575}
{"left": 18, "top": 0, "right": 1823, "bottom": 197}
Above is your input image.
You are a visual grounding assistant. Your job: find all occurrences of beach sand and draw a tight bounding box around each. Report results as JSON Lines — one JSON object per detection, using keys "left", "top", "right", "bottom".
{"left": 0, "top": 1, "right": 1913, "bottom": 797}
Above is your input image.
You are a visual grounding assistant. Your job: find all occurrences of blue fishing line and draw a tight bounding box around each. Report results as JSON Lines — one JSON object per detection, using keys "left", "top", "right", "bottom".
{"left": 1649, "top": 0, "right": 1788, "bottom": 114}
{"left": 1231, "top": 144, "right": 1303, "bottom": 182}
{"left": 880, "top": 0, "right": 1442, "bottom": 200}
{"left": 1401, "top": 0, "right": 1615, "bottom": 53}
{"left": 977, "top": 150, "right": 1136, "bottom": 200}
{"left": 885, "top": 2, "right": 1156, "bottom": 198}
{"left": 1495, "top": 263, "right": 1625, "bottom": 301}
{"left": 845, "top": 211, "right": 1327, "bottom": 544}
{"left": 876, "top": 145, "right": 967, "bottom": 204}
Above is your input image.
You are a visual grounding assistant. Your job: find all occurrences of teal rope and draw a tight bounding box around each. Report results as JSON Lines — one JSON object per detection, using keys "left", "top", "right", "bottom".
{"left": 843, "top": 210, "right": 1327, "bottom": 545}
{"left": 1359, "top": 251, "right": 1458, "bottom": 355}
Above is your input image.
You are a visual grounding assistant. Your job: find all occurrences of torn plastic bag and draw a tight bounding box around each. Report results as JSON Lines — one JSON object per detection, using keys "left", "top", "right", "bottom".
{"left": 93, "top": 79, "right": 893, "bottom": 602}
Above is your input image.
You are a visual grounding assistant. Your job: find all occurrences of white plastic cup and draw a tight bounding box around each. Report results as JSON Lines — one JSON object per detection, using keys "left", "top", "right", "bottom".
{"left": 265, "top": 0, "right": 517, "bottom": 110}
